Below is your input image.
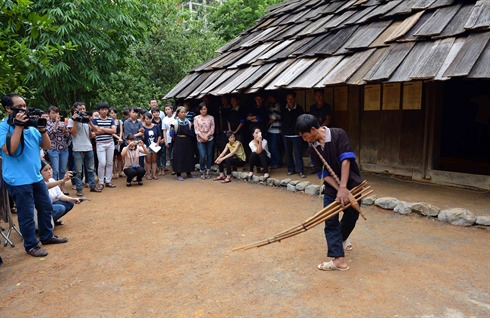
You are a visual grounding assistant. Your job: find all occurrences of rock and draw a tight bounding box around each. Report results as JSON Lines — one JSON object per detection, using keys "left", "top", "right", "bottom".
{"left": 287, "top": 184, "right": 296, "bottom": 192}
{"left": 374, "top": 197, "right": 400, "bottom": 210}
{"left": 280, "top": 178, "right": 292, "bottom": 186}
{"left": 410, "top": 202, "right": 440, "bottom": 217}
{"left": 361, "top": 195, "right": 377, "bottom": 206}
{"left": 273, "top": 178, "right": 281, "bottom": 187}
{"left": 394, "top": 201, "right": 413, "bottom": 215}
{"left": 266, "top": 178, "right": 277, "bottom": 187}
{"left": 240, "top": 172, "right": 248, "bottom": 180}
{"left": 289, "top": 180, "right": 299, "bottom": 186}
{"left": 305, "top": 185, "right": 321, "bottom": 196}
{"left": 195, "top": 164, "right": 200, "bottom": 171}
{"left": 295, "top": 181, "right": 310, "bottom": 191}
{"left": 231, "top": 171, "right": 239, "bottom": 179}
{"left": 476, "top": 216, "right": 490, "bottom": 226}
{"left": 438, "top": 208, "right": 476, "bottom": 227}
{"left": 252, "top": 175, "right": 260, "bottom": 183}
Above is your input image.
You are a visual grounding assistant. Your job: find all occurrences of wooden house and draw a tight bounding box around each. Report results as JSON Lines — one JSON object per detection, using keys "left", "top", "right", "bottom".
{"left": 165, "top": 0, "right": 490, "bottom": 190}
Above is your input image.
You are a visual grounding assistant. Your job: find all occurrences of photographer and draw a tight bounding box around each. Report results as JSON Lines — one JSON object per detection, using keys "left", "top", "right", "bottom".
{"left": 67, "top": 102, "right": 101, "bottom": 196}
{"left": 46, "top": 105, "right": 70, "bottom": 194}
{"left": 121, "top": 134, "right": 148, "bottom": 187}
{"left": 0, "top": 93, "right": 68, "bottom": 257}
{"left": 40, "top": 160, "right": 80, "bottom": 226}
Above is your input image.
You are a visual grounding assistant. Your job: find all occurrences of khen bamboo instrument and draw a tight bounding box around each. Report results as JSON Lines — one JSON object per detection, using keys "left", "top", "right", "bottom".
{"left": 233, "top": 144, "right": 372, "bottom": 251}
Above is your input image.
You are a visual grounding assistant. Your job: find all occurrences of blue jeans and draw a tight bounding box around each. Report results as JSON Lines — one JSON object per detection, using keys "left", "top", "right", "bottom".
{"left": 197, "top": 139, "right": 214, "bottom": 172}
{"left": 52, "top": 201, "right": 75, "bottom": 222}
{"left": 73, "top": 150, "right": 96, "bottom": 190}
{"left": 156, "top": 147, "right": 165, "bottom": 169}
{"left": 47, "top": 149, "right": 69, "bottom": 180}
{"left": 6, "top": 181, "right": 54, "bottom": 250}
{"left": 268, "top": 133, "right": 282, "bottom": 166}
{"left": 283, "top": 136, "right": 304, "bottom": 174}
{"left": 323, "top": 193, "right": 360, "bottom": 258}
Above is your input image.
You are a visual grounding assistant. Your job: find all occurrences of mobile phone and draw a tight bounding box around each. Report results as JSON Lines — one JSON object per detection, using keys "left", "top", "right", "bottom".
{"left": 258, "top": 132, "right": 262, "bottom": 137}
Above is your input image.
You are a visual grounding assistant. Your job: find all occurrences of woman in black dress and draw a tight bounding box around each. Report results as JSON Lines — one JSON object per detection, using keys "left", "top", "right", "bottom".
{"left": 170, "top": 106, "right": 196, "bottom": 181}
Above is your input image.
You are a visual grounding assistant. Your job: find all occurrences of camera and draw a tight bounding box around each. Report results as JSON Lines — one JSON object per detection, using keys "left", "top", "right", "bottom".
{"left": 8, "top": 107, "right": 47, "bottom": 128}
{"left": 73, "top": 110, "right": 93, "bottom": 123}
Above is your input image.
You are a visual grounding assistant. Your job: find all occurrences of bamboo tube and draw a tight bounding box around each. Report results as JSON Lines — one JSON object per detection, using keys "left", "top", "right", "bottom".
{"left": 233, "top": 188, "right": 373, "bottom": 251}
{"left": 234, "top": 186, "right": 371, "bottom": 250}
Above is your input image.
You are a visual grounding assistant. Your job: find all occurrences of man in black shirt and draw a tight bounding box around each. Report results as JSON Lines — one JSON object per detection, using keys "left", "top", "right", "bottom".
{"left": 296, "top": 114, "right": 364, "bottom": 272}
{"left": 281, "top": 91, "right": 305, "bottom": 178}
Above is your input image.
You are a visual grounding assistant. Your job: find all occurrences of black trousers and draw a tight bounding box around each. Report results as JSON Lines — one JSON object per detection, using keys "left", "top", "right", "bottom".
{"left": 219, "top": 153, "right": 245, "bottom": 175}
{"left": 124, "top": 166, "right": 146, "bottom": 182}
{"left": 249, "top": 152, "right": 271, "bottom": 173}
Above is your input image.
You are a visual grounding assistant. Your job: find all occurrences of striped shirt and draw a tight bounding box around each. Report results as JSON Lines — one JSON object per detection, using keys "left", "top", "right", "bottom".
{"left": 92, "top": 117, "right": 115, "bottom": 143}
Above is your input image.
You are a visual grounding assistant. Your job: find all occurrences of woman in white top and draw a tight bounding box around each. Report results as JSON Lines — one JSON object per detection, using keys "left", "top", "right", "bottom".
{"left": 248, "top": 128, "right": 271, "bottom": 181}
{"left": 40, "top": 160, "right": 80, "bottom": 226}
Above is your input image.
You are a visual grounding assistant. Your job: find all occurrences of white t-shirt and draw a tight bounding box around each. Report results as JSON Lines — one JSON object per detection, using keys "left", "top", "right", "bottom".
{"left": 249, "top": 139, "right": 271, "bottom": 158}
{"left": 162, "top": 117, "right": 177, "bottom": 144}
{"left": 47, "top": 178, "right": 63, "bottom": 202}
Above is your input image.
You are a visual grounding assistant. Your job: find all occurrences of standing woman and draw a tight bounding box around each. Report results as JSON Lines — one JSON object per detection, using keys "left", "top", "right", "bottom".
{"left": 193, "top": 104, "right": 215, "bottom": 179}
{"left": 109, "top": 107, "right": 124, "bottom": 179}
{"left": 46, "top": 105, "right": 70, "bottom": 194}
{"left": 121, "top": 135, "right": 148, "bottom": 186}
{"left": 142, "top": 112, "right": 162, "bottom": 180}
{"left": 170, "top": 106, "right": 196, "bottom": 181}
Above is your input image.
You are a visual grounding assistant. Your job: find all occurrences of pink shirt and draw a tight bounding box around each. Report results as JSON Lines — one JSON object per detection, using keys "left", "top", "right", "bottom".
{"left": 193, "top": 115, "right": 215, "bottom": 143}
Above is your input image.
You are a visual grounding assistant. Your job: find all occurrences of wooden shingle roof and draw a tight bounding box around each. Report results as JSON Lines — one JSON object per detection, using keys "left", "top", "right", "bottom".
{"left": 165, "top": 0, "right": 490, "bottom": 99}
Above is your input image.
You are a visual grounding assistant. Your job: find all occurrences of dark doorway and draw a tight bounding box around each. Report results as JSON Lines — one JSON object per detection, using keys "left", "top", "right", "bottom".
{"left": 434, "top": 79, "right": 490, "bottom": 176}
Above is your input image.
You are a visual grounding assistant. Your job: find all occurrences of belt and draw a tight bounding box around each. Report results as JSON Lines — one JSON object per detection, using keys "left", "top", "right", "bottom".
{"left": 177, "top": 135, "right": 187, "bottom": 137}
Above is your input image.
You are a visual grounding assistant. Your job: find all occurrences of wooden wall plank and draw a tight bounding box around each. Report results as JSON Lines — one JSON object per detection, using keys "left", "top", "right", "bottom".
{"left": 377, "top": 110, "right": 402, "bottom": 165}
{"left": 359, "top": 111, "right": 380, "bottom": 164}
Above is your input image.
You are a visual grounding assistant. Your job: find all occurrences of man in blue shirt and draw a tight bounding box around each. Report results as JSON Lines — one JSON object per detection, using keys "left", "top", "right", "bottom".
{"left": 0, "top": 93, "right": 68, "bottom": 257}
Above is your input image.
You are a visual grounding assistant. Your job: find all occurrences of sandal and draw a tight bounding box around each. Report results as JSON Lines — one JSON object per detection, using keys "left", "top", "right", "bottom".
{"left": 318, "top": 260, "right": 349, "bottom": 271}
{"left": 137, "top": 181, "right": 143, "bottom": 186}
{"left": 177, "top": 176, "right": 184, "bottom": 181}
{"left": 153, "top": 175, "right": 159, "bottom": 180}
{"left": 105, "top": 183, "right": 116, "bottom": 188}
{"left": 343, "top": 239, "right": 353, "bottom": 251}
{"left": 54, "top": 220, "right": 64, "bottom": 226}
{"left": 221, "top": 177, "right": 232, "bottom": 183}
{"left": 146, "top": 175, "right": 153, "bottom": 180}
{"left": 213, "top": 175, "right": 225, "bottom": 181}
{"left": 126, "top": 182, "right": 131, "bottom": 187}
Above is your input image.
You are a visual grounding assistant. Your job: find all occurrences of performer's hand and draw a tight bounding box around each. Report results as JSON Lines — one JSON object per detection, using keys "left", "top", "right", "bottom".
{"left": 336, "top": 186, "right": 350, "bottom": 207}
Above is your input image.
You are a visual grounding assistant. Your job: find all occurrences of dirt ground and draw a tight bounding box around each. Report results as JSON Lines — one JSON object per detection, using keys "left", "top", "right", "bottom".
{"left": 0, "top": 169, "right": 489, "bottom": 317}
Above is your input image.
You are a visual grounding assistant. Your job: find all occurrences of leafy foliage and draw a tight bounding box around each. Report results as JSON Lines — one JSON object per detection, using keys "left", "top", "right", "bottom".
{"left": 208, "top": 0, "right": 285, "bottom": 42}
{"left": 27, "top": 0, "right": 156, "bottom": 110}
{"left": 0, "top": 0, "right": 69, "bottom": 100}
{"left": 97, "top": 1, "right": 224, "bottom": 109}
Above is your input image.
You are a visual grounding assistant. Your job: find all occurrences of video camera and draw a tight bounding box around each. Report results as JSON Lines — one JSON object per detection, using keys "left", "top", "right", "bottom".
{"left": 8, "top": 107, "right": 47, "bottom": 128}
{"left": 73, "top": 110, "right": 93, "bottom": 123}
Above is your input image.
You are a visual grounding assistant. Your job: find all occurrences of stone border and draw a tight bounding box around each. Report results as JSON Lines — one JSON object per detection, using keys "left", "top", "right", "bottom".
{"left": 198, "top": 165, "right": 489, "bottom": 231}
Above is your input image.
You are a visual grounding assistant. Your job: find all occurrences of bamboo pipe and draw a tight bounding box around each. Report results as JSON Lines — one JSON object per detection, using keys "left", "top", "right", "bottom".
{"left": 237, "top": 190, "right": 373, "bottom": 251}
{"left": 233, "top": 188, "right": 373, "bottom": 251}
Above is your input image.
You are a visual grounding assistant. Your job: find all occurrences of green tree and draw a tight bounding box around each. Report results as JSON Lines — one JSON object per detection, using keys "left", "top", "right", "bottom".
{"left": 208, "top": 0, "right": 285, "bottom": 42}
{"left": 27, "top": 0, "right": 158, "bottom": 110}
{"left": 97, "top": 1, "right": 224, "bottom": 109}
{"left": 0, "top": 0, "right": 69, "bottom": 99}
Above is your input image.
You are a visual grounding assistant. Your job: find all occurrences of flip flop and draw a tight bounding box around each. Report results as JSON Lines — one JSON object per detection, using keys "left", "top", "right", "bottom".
{"left": 221, "top": 177, "right": 232, "bottom": 183}
{"left": 213, "top": 176, "right": 225, "bottom": 181}
{"left": 318, "top": 260, "right": 349, "bottom": 271}
{"left": 343, "top": 239, "right": 353, "bottom": 251}
{"left": 177, "top": 177, "right": 184, "bottom": 181}
{"left": 54, "top": 220, "right": 64, "bottom": 226}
